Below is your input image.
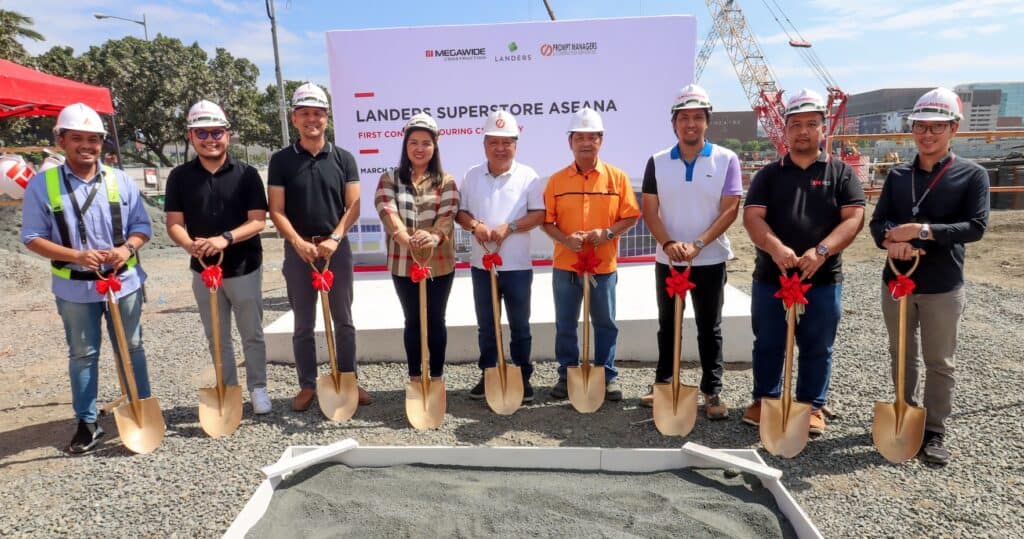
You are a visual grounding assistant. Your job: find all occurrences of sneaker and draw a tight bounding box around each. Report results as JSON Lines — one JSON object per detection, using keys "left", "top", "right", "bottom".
{"left": 605, "top": 381, "right": 623, "bottom": 402}
{"left": 251, "top": 387, "right": 272, "bottom": 415}
{"left": 469, "top": 376, "right": 486, "bottom": 400}
{"left": 522, "top": 380, "right": 535, "bottom": 403}
{"left": 550, "top": 379, "right": 568, "bottom": 400}
{"left": 704, "top": 393, "right": 729, "bottom": 420}
{"left": 921, "top": 431, "right": 950, "bottom": 465}
{"left": 809, "top": 409, "right": 826, "bottom": 435}
{"left": 742, "top": 400, "right": 762, "bottom": 426}
{"left": 639, "top": 385, "right": 655, "bottom": 408}
{"left": 67, "top": 421, "right": 105, "bottom": 454}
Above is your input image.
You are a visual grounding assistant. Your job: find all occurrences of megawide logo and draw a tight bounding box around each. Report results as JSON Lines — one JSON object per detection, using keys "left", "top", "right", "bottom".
{"left": 539, "top": 41, "right": 598, "bottom": 57}
{"left": 424, "top": 47, "right": 487, "bottom": 61}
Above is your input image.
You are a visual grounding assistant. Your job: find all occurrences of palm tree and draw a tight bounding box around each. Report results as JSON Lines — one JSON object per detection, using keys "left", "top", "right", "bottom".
{"left": 0, "top": 10, "right": 45, "bottom": 62}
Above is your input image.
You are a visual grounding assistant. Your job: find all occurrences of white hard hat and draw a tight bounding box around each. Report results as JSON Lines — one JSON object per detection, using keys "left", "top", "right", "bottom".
{"left": 187, "top": 100, "right": 230, "bottom": 129}
{"left": 567, "top": 107, "right": 604, "bottom": 133}
{"left": 0, "top": 154, "right": 32, "bottom": 199}
{"left": 907, "top": 88, "right": 963, "bottom": 122}
{"left": 291, "top": 82, "right": 330, "bottom": 110}
{"left": 784, "top": 89, "right": 828, "bottom": 117}
{"left": 671, "top": 84, "right": 712, "bottom": 112}
{"left": 53, "top": 103, "right": 107, "bottom": 136}
{"left": 403, "top": 112, "right": 439, "bottom": 135}
{"left": 482, "top": 110, "right": 519, "bottom": 137}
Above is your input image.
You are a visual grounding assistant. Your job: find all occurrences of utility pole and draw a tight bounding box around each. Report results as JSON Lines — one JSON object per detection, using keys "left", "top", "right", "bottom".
{"left": 542, "top": 0, "right": 557, "bottom": 20}
{"left": 266, "top": 0, "right": 290, "bottom": 147}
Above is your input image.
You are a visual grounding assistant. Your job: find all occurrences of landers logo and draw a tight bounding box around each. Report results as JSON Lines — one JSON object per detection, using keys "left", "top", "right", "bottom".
{"left": 494, "top": 40, "right": 533, "bottom": 63}
{"left": 425, "top": 47, "right": 487, "bottom": 61}
{"left": 539, "top": 41, "right": 598, "bottom": 57}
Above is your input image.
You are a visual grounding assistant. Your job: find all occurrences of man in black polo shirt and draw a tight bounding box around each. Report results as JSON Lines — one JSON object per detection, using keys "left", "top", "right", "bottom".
{"left": 166, "top": 100, "right": 271, "bottom": 415}
{"left": 742, "top": 89, "right": 865, "bottom": 435}
{"left": 869, "top": 87, "right": 989, "bottom": 465}
{"left": 267, "top": 82, "right": 368, "bottom": 412}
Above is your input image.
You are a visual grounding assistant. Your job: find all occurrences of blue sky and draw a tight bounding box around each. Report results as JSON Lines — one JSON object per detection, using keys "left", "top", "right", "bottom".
{"left": 8, "top": 0, "right": 1024, "bottom": 111}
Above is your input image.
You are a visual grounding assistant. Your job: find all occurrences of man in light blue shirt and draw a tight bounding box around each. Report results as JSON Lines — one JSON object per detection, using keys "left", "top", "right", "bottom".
{"left": 20, "top": 103, "right": 154, "bottom": 454}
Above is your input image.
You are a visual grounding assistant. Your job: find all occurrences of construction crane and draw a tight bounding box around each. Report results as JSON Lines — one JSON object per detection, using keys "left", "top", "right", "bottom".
{"left": 695, "top": 0, "right": 847, "bottom": 155}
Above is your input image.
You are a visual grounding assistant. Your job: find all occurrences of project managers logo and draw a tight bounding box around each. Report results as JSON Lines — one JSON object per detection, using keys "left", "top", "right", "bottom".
{"left": 424, "top": 47, "right": 487, "bottom": 61}
{"left": 539, "top": 41, "right": 598, "bottom": 56}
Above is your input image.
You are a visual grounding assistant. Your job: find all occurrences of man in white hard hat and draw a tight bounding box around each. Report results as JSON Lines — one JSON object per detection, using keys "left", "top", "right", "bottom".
{"left": 542, "top": 107, "right": 640, "bottom": 401}
{"left": 456, "top": 110, "right": 545, "bottom": 403}
{"left": 639, "top": 84, "right": 742, "bottom": 419}
{"left": 869, "top": 87, "right": 989, "bottom": 465}
{"left": 268, "top": 82, "right": 370, "bottom": 412}
{"left": 20, "top": 103, "right": 155, "bottom": 453}
{"left": 165, "top": 100, "right": 272, "bottom": 415}
{"left": 742, "top": 89, "right": 865, "bottom": 435}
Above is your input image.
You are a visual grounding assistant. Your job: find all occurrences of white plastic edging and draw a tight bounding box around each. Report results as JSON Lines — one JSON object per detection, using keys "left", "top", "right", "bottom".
{"left": 260, "top": 438, "right": 359, "bottom": 479}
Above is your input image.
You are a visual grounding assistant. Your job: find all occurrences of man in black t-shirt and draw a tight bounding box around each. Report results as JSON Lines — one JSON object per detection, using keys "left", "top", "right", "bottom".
{"left": 741, "top": 89, "right": 866, "bottom": 436}
{"left": 165, "top": 100, "right": 271, "bottom": 415}
{"left": 267, "top": 83, "right": 368, "bottom": 412}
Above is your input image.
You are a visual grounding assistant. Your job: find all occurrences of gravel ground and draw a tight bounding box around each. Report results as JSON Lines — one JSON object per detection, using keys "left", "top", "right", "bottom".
{"left": 1, "top": 219, "right": 1022, "bottom": 537}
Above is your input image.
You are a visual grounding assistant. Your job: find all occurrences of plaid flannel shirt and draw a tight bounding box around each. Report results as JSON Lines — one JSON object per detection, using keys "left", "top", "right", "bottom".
{"left": 375, "top": 169, "right": 458, "bottom": 277}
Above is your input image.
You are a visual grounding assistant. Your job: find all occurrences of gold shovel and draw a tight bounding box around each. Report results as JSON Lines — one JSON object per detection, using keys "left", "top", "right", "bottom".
{"left": 405, "top": 250, "right": 446, "bottom": 429}
{"left": 760, "top": 302, "right": 812, "bottom": 459}
{"left": 196, "top": 254, "right": 243, "bottom": 438}
{"left": 567, "top": 264, "right": 605, "bottom": 413}
{"left": 653, "top": 265, "right": 699, "bottom": 436}
{"left": 311, "top": 259, "right": 359, "bottom": 422}
{"left": 480, "top": 243, "right": 524, "bottom": 415}
{"left": 872, "top": 253, "right": 926, "bottom": 464}
{"left": 97, "top": 271, "right": 165, "bottom": 454}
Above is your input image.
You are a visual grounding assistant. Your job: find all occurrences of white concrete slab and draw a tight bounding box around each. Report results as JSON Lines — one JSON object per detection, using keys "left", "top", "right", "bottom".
{"left": 265, "top": 262, "right": 753, "bottom": 365}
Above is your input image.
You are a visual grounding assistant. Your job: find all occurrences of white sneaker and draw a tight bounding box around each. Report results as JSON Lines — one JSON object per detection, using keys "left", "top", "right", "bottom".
{"left": 251, "top": 387, "right": 272, "bottom": 415}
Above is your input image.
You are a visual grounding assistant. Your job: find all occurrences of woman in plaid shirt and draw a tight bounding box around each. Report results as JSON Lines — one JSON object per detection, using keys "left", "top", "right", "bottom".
{"left": 375, "top": 113, "right": 458, "bottom": 381}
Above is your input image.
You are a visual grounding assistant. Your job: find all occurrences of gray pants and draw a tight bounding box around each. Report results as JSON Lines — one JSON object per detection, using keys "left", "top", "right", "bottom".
{"left": 191, "top": 267, "right": 267, "bottom": 390}
{"left": 880, "top": 283, "right": 966, "bottom": 433}
{"left": 283, "top": 238, "right": 356, "bottom": 389}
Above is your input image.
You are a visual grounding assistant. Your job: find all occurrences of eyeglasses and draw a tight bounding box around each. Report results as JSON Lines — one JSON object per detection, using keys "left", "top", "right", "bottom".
{"left": 194, "top": 129, "right": 227, "bottom": 140}
{"left": 912, "top": 122, "right": 951, "bottom": 135}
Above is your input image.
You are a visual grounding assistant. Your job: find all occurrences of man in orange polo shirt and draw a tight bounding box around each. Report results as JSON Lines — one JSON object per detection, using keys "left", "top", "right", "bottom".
{"left": 542, "top": 107, "right": 640, "bottom": 400}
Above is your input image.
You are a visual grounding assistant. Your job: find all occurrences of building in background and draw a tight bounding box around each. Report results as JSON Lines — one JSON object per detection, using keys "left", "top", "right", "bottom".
{"left": 955, "top": 82, "right": 1024, "bottom": 119}
{"left": 845, "top": 88, "right": 928, "bottom": 134}
{"left": 956, "top": 88, "right": 1002, "bottom": 131}
{"left": 707, "top": 111, "right": 760, "bottom": 142}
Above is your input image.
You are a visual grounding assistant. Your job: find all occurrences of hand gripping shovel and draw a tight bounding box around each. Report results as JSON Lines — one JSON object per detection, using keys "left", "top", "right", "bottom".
{"left": 311, "top": 259, "right": 359, "bottom": 422}
{"left": 653, "top": 265, "right": 699, "bottom": 436}
{"left": 96, "top": 271, "right": 164, "bottom": 454}
{"left": 873, "top": 253, "right": 926, "bottom": 464}
{"left": 760, "top": 273, "right": 813, "bottom": 459}
{"left": 405, "top": 249, "right": 446, "bottom": 429}
{"left": 480, "top": 243, "right": 524, "bottom": 415}
{"left": 196, "top": 254, "right": 243, "bottom": 437}
{"left": 567, "top": 249, "right": 605, "bottom": 413}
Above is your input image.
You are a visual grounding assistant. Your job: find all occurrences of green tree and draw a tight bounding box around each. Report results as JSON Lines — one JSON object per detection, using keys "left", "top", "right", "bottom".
{"left": 719, "top": 138, "right": 743, "bottom": 153}
{"left": 0, "top": 9, "right": 43, "bottom": 62}
{"left": 742, "top": 140, "right": 762, "bottom": 152}
{"left": 205, "top": 48, "right": 265, "bottom": 146}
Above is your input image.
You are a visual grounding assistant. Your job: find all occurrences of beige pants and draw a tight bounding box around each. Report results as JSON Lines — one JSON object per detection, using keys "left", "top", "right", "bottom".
{"left": 880, "top": 283, "right": 966, "bottom": 433}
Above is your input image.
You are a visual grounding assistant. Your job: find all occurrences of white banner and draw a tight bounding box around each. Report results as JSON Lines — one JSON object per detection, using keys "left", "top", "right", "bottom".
{"left": 325, "top": 16, "right": 697, "bottom": 251}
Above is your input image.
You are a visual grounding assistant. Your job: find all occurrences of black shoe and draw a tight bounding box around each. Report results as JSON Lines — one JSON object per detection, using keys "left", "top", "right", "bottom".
{"left": 469, "top": 375, "right": 486, "bottom": 400}
{"left": 605, "top": 381, "right": 623, "bottom": 402}
{"left": 550, "top": 379, "right": 568, "bottom": 400}
{"left": 67, "top": 421, "right": 105, "bottom": 454}
{"left": 522, "top": 380, "right": 535, "bottom": 403}
{"left": 921, "top": 430, "right": 950, "bottom": 465}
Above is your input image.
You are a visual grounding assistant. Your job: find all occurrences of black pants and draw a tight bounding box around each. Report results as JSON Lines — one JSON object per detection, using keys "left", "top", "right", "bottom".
{"left": 392, "top": 272, "right": 455, "bottom": 378}
{"left": 654, "top": 262, "right": 726, "bottom": 394}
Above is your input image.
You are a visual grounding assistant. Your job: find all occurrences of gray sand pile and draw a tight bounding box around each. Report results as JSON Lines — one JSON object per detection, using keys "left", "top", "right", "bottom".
{"left": 247, "top": 464, "right": 796, "bottom": 539}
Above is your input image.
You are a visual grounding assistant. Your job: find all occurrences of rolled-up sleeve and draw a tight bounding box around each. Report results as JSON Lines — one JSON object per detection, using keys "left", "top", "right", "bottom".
{"left": 375, "top": 172, "right": 401, "bottom": 236}
{"left": 20, "top": 173, "right": 53, "bottom": 245}
{"left": 120, "top": 173, "right": 153, "bottom": 239}
{"left": 431, "top": 175, "right": 458, "bottom": 240}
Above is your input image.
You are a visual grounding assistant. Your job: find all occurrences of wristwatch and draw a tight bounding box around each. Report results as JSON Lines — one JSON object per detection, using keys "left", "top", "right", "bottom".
{"left": 816, "top": 244, "right": 830, "bottom": 256}
{"left": 919, "top": 223, "right": 931, "bottom": 240}
{"left": 694, "top": 239, "right": 705, "bottom": 251}
{"left": 509, "top": 222, "right": 519, "bottom": 233}
{"left": 330, "top": 232, "right": 343, "bottom": 242}
{"left": 221, "top": 231, "right": 234, "bottom": 245}
{"left": 605, "top": 229, "right": 615, "bottom": 240}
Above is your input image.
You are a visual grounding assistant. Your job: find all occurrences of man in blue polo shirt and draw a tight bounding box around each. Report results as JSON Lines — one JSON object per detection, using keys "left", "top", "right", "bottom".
{"left": 21, "top": 103, "right": 154, "bottom": 454}
{"left": 639, "top": 85, "right": 742, "bottom": 419}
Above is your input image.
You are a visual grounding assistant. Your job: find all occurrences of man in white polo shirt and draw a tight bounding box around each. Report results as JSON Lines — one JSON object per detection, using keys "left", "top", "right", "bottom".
{"left": 639, "top": 84, "right": 743, "bottom": 419}
{"left": 456, "top": 110, "right": 545, "bottom": 402}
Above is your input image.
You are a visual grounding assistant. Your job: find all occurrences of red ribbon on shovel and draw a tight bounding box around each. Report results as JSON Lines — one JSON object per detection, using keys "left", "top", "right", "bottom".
{"left": 775, "top": 273, "right": 811, "bottom": 310}
{"left": 571, "top": 249, "right": 600, "bottom": 276}
{"left": 201, "top": 264, "right": 223, "bottom": 290}
{"left": 888, "top": 274, "right": 916, "bottom": 299}
{"left": 482, "top": 252, "right": 503, "bottom": 271}
{"left": 665, "top": 266, "right": 697, "bottom": 298}
{"left": 311, "top": 268, "right": 334, "bottom": 291}
{"left": 95, "top": 273, "right": 122, "bottom": 295}
{"left": 410, "top": 263, "right": 431, "bottom": 283}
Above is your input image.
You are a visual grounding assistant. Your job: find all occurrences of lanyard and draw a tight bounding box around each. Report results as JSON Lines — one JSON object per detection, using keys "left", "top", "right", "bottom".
{"left": 911, "top": 156, "right": 955, "bottom": 218}
{"left": 60, "top": 167, "right": 104, "bottom": 248}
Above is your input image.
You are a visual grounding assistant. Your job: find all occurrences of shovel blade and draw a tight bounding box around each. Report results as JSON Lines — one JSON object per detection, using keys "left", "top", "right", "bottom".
{"left": 567, "top": 365, "right": 605, "bottom": 414}
{"left": 316, "top": 372, "right": 359, "bottom": 422}
{"left": 198, "top": 384, "right": 243, "bottom": 438}
{"left": 652, "top": 383, "right": 699, "bottom": 437}
{"left": 112, "top": 397, "right": 165, "bottom": 454}
{"left": 483, "top": 365, "right": 524, "bottom": 416}
{"left": 871, "top": 401, "right": 927, "bottom": 464}
{"left": 405, "top": 378, "right": 447, "bottom": 430}
{"left": 759, "top": 397, "right": 812, "bottom": 458}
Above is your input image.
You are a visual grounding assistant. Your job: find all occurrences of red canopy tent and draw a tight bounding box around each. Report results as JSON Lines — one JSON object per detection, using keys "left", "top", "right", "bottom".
{"left": 0, "top": 59, "right": 114, "bottom": 119}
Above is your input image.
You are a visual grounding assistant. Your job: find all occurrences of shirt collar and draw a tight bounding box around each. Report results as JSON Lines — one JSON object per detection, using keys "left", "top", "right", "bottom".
{"left": 670, "top": 141, "right": 713, "bottom": 161}
{"left": 781, "top": 151, "right": 828, "bottom": 169}
{"left": 60, "top": 163, "right": 103, "bottom": 183}
{"left": 190, "top": 154, "right": 236, "bottom": 175}
{"left": 293, "top": 141, "right": 333, "bottom": 157}
{"left": 572, "top": 159, "right": 605, "bottom": 178}
{"left": 912, "top": 151, "right": 955, "bottom": 173}
{"left": 484, "top": 160, "right": 517, "bottom": 179}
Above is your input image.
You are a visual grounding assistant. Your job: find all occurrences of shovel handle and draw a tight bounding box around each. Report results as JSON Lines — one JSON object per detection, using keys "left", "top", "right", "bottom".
{"left": 419, "top": 278, "right": 429, "bottom": 393}
{"left": 489, "top": 269, "right": 507, "bottom": 386}
{"left": 672, "top": 296, "right": 682, "bottom": 400}
{"left": 581, "top": 272, "right": 591, "bottom": 375}
{"left": 103, "top": 290, "right": 142, "bottom": 420}
{"left": 886, "top": 251, "right": 920, "bottom": 277}
{"left": 781, "top": 305, "right": 797, "bottom": 417}
{"left": 195, "top": 251, "right": 225, "bottom": 270}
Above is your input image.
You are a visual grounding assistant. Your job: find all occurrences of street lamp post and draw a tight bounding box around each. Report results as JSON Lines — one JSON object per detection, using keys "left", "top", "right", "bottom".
{"left": 266, "top": 0, "right": 290, "bottom": 147}
{"left": 93, "top": 12, "right": 149, "bottom": 40}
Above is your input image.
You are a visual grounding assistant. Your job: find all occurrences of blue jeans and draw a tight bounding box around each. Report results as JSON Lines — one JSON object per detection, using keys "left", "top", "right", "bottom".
{"left": 470, "top": 268, "right": 534, "bottom": 381}
{"left": 750, "top": 281, "right": 841, "bottom": 408}
{"left": 56, "top": 289, "right": 151, "bottom": 423}
{"left": 553, "top": 269, "right": 618, "bottom": 382}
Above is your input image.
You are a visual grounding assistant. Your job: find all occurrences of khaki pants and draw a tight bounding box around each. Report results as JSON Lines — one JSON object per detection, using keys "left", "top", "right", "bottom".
{"left": 880, "top": 283, "right": 966, "bottom": 433}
